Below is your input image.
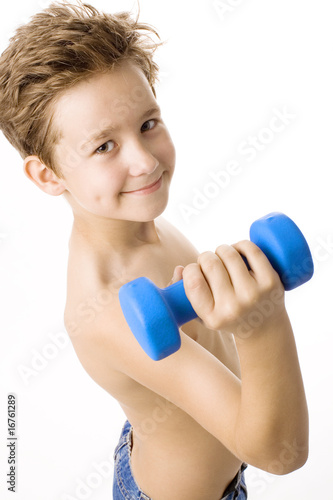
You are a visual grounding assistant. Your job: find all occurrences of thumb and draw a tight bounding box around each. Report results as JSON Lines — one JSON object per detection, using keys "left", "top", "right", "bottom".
{"left": 166, "top": 265, "right": 184, "bottom": 287}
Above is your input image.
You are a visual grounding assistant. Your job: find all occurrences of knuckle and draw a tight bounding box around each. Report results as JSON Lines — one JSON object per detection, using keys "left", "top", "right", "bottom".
{"left": 233, "top": 239, "right": 250, "bottom": 251}
{"left": 183, "top": 264, "right": 204, "bottom": 290}
{"left": 249, "top": 241, "right": 264, "bottom": 256}
{"left": 201, "top": 297, "right": 243, "bottom": 331}
{"left": 197, "top": 250, "right": 215, "bottom": 264}
{"left": 225, "top": 301, "right": 241, "bottom": 322}
{"left": 205, "top": 316, "right": 221, "bottom": 331}
{"left": 236, "top": 240, "right": 262, "bottom": 257}
{"left": 215, "top": 245, "right": 239, "bottom": 265}
{"left": 262, "top": 272, "right": 283, "bottom": 293}
{"left": 205, "top": 259, "right": 220, "bottom": 274}
{"left": 262, "top": 276, "right": 277, "bottom": 291}
{"left": 215, "top": 243, "right": 228, "bottom": 252}
{"left": 203, "top": 307, "right": 224, "bottom": 331}
{"left": 241, "top": 288, "right": 260, "bottom": 307}
{"left": 198, "top": 251, "right": 221, "bottom": 273}
{"left": 215, "top": 244, "right": 233, "bottom": 256}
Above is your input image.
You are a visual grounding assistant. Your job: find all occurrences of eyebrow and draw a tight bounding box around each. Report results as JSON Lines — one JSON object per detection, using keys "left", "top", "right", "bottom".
{"left": 81, "top": 106, "right": 161, "bottom": 149}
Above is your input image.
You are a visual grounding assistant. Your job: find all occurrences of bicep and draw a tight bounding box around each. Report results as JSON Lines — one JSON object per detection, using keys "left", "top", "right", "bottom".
{"left": 96, "top": 300, "right": 242, "bottom": 456}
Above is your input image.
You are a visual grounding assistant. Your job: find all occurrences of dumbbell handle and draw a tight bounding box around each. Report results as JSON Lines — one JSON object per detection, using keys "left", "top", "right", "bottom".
{"left": 147, "top": 251, "right": 277, "bottom": 329}
{"left": 160, "top": 279, "right": 197, "bottom": 327}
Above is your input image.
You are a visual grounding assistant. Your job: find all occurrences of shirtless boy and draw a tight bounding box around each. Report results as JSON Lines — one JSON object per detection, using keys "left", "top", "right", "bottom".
{"left": 0, "top": 2, "right": 308, "bottom": 499}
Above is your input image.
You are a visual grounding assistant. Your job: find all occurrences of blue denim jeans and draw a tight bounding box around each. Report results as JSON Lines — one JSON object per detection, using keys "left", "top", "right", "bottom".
{"left": 113, "top": 420, "right": 247, "bottom": 499}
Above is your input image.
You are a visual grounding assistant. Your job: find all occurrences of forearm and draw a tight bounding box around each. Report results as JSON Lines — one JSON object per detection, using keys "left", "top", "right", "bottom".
{"left": 234, "top": 309, "right": 309, "bottom": 473}
{"left": 182, "top": 239, "right": 309, "bottom": 471}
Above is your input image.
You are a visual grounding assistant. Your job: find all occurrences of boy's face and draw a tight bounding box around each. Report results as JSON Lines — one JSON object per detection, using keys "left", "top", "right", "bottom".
{"left": 51, "top": 61, "right": 176, "bottom": 223}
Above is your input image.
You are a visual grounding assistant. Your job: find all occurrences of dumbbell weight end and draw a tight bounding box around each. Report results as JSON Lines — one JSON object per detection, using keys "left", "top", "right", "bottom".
{"left": 119, "top": 277, "right": 196, "bottom": 360}
{"left": 249, "top": 212, "right": 314, "bottom": 291}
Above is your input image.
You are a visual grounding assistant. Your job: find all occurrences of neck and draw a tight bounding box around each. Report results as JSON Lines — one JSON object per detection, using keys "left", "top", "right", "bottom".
{"left": 70, "top": 212, "right": 161, "bottom": 254}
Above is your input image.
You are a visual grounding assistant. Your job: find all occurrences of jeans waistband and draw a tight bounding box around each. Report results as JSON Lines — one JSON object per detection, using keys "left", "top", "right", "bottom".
{"left": 114, "top": 420, "right": 247, "bottom": 500}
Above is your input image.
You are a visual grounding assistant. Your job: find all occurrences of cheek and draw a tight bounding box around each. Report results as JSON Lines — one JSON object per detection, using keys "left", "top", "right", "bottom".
{"left": 66, "top": 165, "right": 123, "bottom": 203}
{"left": 158, "top": 132, "right": 176, "bottom": 168}
{"left": 101, "top": 165, "right": 127, "bottom": 193}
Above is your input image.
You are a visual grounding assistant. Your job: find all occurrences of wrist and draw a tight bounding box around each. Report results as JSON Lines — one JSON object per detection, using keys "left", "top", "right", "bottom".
{"left": 234, "top": 302, "right": 290, "bottom": 343}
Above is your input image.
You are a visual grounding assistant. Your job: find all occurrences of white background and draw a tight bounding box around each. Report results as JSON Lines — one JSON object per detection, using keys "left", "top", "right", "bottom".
{"left": 0, "top": 1, "right": 332, "bottom": 499}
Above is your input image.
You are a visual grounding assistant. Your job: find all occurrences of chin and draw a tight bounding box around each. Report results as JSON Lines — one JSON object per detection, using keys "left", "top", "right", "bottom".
{"left": 126, "top": 174, "right": 171, "bottom": 221}
{"left": 133, "top": 199, "right": 169, "bottom": 222}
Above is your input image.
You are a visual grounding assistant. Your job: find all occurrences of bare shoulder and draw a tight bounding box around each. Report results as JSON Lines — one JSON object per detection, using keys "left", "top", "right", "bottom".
{"left": 63, "top": 218, "right": 194, "bottom": 339}
{"left": 63, "top": 255, "right": 143, "bottom": 401}
{"left": 63, "top": 217, "right": 199, "bottom": 394}
{"left": 157, "top": 216, "right": 198, "bottom": 249}
{"left": 154, "top": 216, "right": 202, "bottom": 271}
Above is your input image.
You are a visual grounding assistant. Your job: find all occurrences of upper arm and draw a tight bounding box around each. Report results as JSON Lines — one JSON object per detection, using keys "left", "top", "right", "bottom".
{"left": 88, "top": 296, "right": 243, "bottom": 458}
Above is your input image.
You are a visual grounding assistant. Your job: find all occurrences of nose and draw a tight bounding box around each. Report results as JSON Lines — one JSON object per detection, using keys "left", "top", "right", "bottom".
{"left": 124, "top": 138, "right": 159, "bottom": 177}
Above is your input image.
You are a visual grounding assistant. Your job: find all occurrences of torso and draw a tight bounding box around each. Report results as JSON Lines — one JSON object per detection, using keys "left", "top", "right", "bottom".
{"left": 64, "top": 217, "right": 243, "bottom": 500}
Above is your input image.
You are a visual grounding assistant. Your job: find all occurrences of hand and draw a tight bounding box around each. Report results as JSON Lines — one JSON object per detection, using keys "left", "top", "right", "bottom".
{"left": 182, "top": 240, "right": 285, "bottom": 336}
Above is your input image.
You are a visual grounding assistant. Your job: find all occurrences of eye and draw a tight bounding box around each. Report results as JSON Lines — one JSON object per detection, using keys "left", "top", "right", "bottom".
{"left": 141, "top": 119, "right": 157, "bottom": 132}
{"left": 95, "top": 140, "right": 115, "bottom": 155}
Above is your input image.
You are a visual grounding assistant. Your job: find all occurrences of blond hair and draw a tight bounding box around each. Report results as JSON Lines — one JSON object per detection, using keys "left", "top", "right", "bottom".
{"left": 0, "top": 1, "right": 161, "bottom": 178}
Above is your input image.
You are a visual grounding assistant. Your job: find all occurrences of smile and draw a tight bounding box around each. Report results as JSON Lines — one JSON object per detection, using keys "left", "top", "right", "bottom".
{"left": 122, "top": 174, "right": 163, "bottom": 195}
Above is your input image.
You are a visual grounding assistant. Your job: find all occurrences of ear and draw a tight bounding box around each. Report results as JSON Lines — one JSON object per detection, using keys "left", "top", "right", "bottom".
{"left": 23, "top": 155, "right": 67, "bottom": 196}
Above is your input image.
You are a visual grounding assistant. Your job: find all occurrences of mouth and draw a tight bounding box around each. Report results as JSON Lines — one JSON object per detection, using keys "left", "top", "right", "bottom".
{"left": 122, "top": 174, "right": 163, "bottom": 195}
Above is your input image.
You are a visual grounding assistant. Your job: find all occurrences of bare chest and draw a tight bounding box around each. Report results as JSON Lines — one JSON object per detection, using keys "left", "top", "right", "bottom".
{"left": 65, "top": 232, "right": 240, "bottom": 377}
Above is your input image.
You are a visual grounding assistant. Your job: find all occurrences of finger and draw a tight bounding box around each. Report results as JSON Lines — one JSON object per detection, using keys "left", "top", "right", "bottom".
{"left": 232, "top": 240, "right": 281, "bottom": 288}
{"left": 197, "top": 249, "right": 234, "bottom": 299}
{"left": 214, "top": 244, "right": 254, "bottom": 295}
{"left": 182, "top": 262, "right": 215, "bottom": 319}
{"left": 166, "top": 265, "right": 184, "bottom": 287}
{"left": 174, "top": 265, "right": 184, "bottom": 282}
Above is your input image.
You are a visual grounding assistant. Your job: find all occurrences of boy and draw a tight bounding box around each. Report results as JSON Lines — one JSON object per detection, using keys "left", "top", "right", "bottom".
{"left": 0, "top": 2, "right": 308, "bottom": 499}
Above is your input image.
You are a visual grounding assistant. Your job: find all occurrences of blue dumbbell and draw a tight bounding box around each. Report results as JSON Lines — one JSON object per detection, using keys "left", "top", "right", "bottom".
{"left": 119, "top": 212, "right": 314, "bottom": 361}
